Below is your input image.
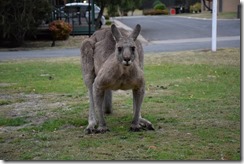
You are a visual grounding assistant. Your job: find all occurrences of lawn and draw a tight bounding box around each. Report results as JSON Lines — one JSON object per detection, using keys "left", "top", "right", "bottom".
{"left": 0, "top": 48, "right": 240, "bottom": 160}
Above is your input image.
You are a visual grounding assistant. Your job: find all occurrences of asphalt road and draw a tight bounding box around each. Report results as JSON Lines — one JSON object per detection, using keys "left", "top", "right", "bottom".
{"left": 0, "top": 16, "right": 240, "bottom": 60}
{"left": 115, "top": 15, "right": 240, "bottom": 53}
{"left": 116, "top": 16, "right": 240, "bottom": 40}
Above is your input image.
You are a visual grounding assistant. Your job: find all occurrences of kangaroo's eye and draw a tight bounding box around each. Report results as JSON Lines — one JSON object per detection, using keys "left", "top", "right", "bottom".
{"left": 131, "top": 46, "right": 135, "bottom": 52}
{"left": 118, "top": 47, "right": 123, "bottom": 52}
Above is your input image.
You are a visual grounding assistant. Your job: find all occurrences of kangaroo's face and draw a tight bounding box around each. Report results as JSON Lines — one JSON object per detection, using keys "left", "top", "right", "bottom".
{"left": 115, "top": 37, "right": 136, "bottom": 66}
{"left": 111, "top": 24, "right": 141, "bottom": 66}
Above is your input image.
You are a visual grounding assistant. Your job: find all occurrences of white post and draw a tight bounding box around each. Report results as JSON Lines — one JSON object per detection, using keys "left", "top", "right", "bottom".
{"left": 212, "top": 0, "right": 217, "bottom": 51}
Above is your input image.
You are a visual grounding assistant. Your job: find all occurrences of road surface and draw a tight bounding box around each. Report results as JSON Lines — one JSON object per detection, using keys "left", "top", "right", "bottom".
{"left": 115, "top": 15, "right": 240, "bottom": 53}
{"left": 0, "top": 48, "right": 80, "bottom": 60}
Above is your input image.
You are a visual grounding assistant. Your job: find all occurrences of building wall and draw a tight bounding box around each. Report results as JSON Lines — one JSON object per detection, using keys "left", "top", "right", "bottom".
{"left": 222, "top": 0, "right": 240, "bottom": 12}
{"left": 202, "top": 0, "right": 240, "bottom": 13}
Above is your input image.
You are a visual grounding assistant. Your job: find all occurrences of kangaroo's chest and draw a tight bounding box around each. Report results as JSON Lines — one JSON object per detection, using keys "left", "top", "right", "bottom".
{"left": 111, "top": 74, "right": 136, "bottom": 90}
{"left": 95, "top": 56, "right": 144, "bottom": 90}
{"left": 109, "top": 67, "right": 144, "bottom": 90}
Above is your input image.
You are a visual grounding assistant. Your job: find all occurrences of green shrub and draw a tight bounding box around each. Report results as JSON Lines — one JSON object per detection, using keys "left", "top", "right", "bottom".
{"left": 153, "top": 0, "right": 162, "bottom": 7}
{"left": 105, "top": 21, "right": 112, "bottom": 26}
{"left": 190, "top": 2, "right": 201, "bottom": 13}
{"left": 104, "top": 15, "right": 110, "bottom": 20}
{"left": 195, "top": 2, "right": 201, "bottom": 11}
{"left": 154, "top": 3, "right": 166, "bottom": 10}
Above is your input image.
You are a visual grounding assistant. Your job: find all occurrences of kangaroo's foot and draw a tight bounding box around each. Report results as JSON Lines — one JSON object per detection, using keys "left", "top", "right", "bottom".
{"left": 139, "top": 117, "right": 155, "bottom": 130}
{"left": 129, "top": 124, "right": 141, "bottom": 132}
{"left": 96, "top": 126, "right": 110, "bottom": 134}
{"left": 129, "top": 118, "right": 155, "bottom": 132}
{"left": 84, "top": 121, "right": 97, "bottom": 134}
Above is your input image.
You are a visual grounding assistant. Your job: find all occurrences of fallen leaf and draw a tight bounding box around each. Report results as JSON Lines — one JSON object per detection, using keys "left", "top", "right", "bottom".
{"left": 148, "top": 146, "right": 157, "bottom": 150}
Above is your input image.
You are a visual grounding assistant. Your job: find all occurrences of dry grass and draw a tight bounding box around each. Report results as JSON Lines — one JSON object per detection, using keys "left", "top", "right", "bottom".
{"left": 145, "top": 48, "right": 240, "bottom": 66}
{"left": 0, "top": 35, "right": 89, "bottom": 51}
{"left": 24, "top": 35, "right": 88, "bottom": 49}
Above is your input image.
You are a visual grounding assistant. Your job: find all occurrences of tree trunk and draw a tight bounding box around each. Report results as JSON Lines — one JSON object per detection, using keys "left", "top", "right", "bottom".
{"left": 95, "top": 1, "right": 105, "bottom": 29}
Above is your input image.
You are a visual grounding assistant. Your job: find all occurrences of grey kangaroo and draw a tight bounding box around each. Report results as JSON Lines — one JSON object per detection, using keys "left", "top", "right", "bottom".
{"left": 80, "top": 24, "right": 154, "bottom": 134}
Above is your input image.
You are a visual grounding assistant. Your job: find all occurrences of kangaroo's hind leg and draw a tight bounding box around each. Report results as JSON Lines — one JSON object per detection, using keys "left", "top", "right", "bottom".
{"left": 80, "top": 39, "right": 97, "bottom": 134}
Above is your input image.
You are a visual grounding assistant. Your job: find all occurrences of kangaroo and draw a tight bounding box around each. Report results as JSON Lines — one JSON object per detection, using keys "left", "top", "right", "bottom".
{"left": 80, "top": 24, "right": 154, "bottom": 134}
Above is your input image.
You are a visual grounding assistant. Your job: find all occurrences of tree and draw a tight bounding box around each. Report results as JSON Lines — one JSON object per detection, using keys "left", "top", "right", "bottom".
{"left": 94, "top": 0, "right": 144, "bottom": 28}
{"left": 129, "top": 0, "right": 144, "bottom": 16}
{"left": 118, "top": 0, "right": 131, "bottom": 16}
{"left": 202, "top": 0, "right": 212, "bottom": 11}
{"left": 94, "top": 0, "right": 108, "bottom": 29}
{"left": 0, "top": 0, "right": 51, "bottom": 47}
{"left": 117, "top": 0, "right": 144, "bottom": 16}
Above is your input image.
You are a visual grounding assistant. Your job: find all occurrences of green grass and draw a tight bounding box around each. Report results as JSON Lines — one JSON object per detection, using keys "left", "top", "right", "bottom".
{"left": 0, "top": 117, "right": 27, "bottom": 126}
{"left": 0, "top": 58, "right": 86, "bottom": 94}
{"left": 0, "top": 48, "right": 240, "bottom": 160}
{"left": 0, "top": 99, "right": 12, "bottom": 105}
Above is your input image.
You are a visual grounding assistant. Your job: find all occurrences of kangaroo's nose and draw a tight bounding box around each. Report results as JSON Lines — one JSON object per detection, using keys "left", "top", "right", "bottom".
{"left": 124, "top": 57, "right": 131, "bottom": 62}
{"left": 122, "top": 57, "right": 131, "bottom": 66}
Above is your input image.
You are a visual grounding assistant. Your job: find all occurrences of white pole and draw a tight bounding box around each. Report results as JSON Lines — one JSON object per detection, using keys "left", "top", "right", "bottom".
{"left": 212, "top": 0, "right": 217, "bottom": 51}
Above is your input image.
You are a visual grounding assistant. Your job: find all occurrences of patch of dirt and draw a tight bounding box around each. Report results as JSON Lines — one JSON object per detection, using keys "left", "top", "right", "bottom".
{"left": 0, "top": 93, "right": 82, "bottom": 132}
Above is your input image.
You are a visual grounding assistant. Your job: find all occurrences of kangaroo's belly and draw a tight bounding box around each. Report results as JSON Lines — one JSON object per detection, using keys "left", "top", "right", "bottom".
{"left": 110, "top": 76, "right": 143, "bottom": 90}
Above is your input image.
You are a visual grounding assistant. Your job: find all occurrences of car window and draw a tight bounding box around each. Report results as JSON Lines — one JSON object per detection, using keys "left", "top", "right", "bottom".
{"left": 80, "top": 6, "right": 88, "bottom": 11}
{"left": 64, "top": 6, "right": 79, "bottom": 13}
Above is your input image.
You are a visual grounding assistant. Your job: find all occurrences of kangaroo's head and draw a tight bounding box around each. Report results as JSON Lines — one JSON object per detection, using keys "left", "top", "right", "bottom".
{"left": 111, "top": 24, "right": 141, "bottom": 66}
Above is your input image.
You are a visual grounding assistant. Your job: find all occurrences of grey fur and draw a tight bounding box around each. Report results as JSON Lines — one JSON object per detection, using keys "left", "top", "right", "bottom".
{"left": 80, "top": 24, "right": 154, "bottom": 134}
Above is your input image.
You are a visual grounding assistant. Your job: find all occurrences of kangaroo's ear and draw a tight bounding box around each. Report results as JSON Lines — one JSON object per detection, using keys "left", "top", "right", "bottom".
{"left": 129, "top": 24, "right": 141, "bottom": 41}
{"left": 111, "top": 24, "right": 122, "bottom": 42}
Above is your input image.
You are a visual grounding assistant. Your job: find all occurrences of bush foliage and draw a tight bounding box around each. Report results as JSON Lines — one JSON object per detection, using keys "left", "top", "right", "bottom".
{"left": 0, "top": 0, "right": 51, "bottom": 47}
{"left": 154, "top": 3, "right": 166, "bottom": 10}
{"left": 49, "top": 20, "right": 72, "bottom": 40}
{"left": 190, "top": 2, "right": 201, "bottom": 13}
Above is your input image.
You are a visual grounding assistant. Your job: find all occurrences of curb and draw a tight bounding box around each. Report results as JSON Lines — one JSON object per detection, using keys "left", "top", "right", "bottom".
{"left": 173, "top": 15, "right": 240, "bottom": 21}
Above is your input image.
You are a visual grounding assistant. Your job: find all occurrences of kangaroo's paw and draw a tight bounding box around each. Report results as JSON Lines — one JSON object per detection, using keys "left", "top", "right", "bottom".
{"left": 139, "top": 118, "right": 155, "bottom": 131}
{"left": 129, "top": 124, "right": 141, "bottom": 132}
{"left": 96, "top": 126, "right": 110, "bottom": 134}
{"left": 140, "top": 123, "right": 155, "bottom": 130}
{"left": 84, "top": 121, "right": 97, "bottom": 134}
{"left": 84, "top": 127, "right": 96, "bottom": 134}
